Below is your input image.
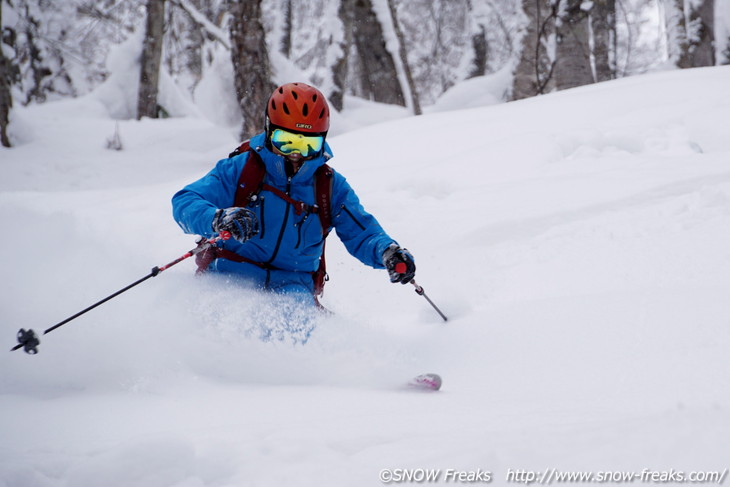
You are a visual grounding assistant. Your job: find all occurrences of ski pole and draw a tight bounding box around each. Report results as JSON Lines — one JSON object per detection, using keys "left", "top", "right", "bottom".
{"left": 395, "top": 263, "right": 448, "bottom": 322}
{"left": 411, "top": 280, "right": 448, "bottom": 322}
{"left": 11, "top": 232, "right": 231, "bottom": 354}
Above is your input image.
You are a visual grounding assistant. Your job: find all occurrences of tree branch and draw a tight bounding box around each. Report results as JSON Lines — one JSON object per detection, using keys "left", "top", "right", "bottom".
{"left": 169, "top": 0, "right": 230, "bottom": 50}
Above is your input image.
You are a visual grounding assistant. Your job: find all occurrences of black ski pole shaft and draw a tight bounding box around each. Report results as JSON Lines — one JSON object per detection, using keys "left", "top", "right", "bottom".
{"left": 410, "top": 280, "right": 448, "bottom": 322}
{"left": 41, "top": 272, "right": 157, "bottom": 337}
{"left": 11, "top": 269, "right": 159, "bottom": 352}
{"left": 11, "top": 233, "right": 229, "bottom": 353}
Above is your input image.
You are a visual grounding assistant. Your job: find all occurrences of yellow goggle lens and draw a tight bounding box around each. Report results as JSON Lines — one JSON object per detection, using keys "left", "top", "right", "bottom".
{"left": 271, "top": 129, "right": 324, "bottom": 158}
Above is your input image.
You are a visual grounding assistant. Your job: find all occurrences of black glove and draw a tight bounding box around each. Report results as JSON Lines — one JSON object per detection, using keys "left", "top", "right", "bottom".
{"left": 212, "top": 207, "right": 259, "bottom": 243}
{"left": 382, "top": 244, "right": 416, "bottom": 284}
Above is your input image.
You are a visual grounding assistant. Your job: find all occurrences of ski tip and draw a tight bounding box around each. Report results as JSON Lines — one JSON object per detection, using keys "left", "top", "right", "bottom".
{"left": 408, "top": 373, "right": 442, "bottom": 391}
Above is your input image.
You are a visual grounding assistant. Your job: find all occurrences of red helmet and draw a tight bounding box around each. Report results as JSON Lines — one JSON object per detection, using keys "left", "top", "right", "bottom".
{"left": 266, "top": 82, "right": 330, "bottom": 134}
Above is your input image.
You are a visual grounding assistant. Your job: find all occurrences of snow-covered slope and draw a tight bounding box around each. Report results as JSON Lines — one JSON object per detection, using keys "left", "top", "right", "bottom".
{"left": 2, "top": 67, "right": 730, "bottom": 486}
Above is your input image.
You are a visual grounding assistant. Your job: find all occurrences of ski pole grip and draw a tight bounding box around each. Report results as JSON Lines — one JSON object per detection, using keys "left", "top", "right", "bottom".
{"left": 395, "top": 262, "right": 407, "bottom": 274}
{"left": 219, "top": 230, "right": 232, "bottom": 241}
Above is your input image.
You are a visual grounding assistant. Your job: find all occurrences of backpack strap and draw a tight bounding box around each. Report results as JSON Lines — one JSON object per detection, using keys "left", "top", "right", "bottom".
{"left": 312, "top": 164, "right": 334, "bottom": 299}
{"left": 232, "top": 140, "right": 267, "bottom": 208}
{"left": 314, "top": 164, "right": 334, "bottom": 233}
{"left": 228, "top": 140, "right": 251, "bottom": 158}
{"left": 261, "top": 183, "right": 318, "bottom": 216}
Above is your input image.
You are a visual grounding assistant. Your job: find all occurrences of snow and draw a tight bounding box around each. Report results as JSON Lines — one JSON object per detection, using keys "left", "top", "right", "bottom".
{"left": 2, "top": 65, "right": 730, "bottom": 486}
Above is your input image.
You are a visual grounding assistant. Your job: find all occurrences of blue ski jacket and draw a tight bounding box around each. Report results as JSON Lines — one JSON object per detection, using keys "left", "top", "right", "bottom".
{"left": 172, "top": 132, "right": 398, "bottom": 295}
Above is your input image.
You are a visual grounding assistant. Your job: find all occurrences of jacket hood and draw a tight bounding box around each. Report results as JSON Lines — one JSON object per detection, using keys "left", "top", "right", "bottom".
{"left": 248, "top": 132, "right": 332, "bottom": 187}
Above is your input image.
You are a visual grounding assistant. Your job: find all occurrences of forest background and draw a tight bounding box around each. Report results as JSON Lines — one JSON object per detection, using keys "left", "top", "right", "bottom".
{"left": 1, "top": 0, "right": 728, "bottom": 148}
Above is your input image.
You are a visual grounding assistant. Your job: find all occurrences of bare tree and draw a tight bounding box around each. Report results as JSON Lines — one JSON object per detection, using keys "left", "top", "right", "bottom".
{"left": 340, "top": 0, "right": 405, "bottom": 106}
{"left": 137, "top": 0, "right": 166, "bottom": 119}
{"left": 169, "top": 0, "right": 230, "bottom": 49}
{"left": 554, "top": 0, "right": 594, "bottom": 90}
{"left": 281, "top": 0, "right": 292, "bottom": 58}
{"left": 469, "top": 0, "right": 518, "bottom": 80}
{"left": 1, "top": 0, "right": 13, "bottom": 147}
{"left": 393, "top": 0, "right": 473, "bottom": 105}
{"left": 466, "top": 0, "right": 490, "bottom": 78}
{"left": 513, "top": 0, "right": 557, "bottom": 100}
{"left": 228, "top": 0, "right": 274, "bottom": 140}
{"left": 591, "top": 0, "right": 616, "bottom": 81}
{"left": 469, "top": 22, "right": 489, "bottom": 78}
{"left": 386, "top": 0, "right": 421, "bottom": 114}
{"left": 165, "top": 0, "right": 223, "bottom": 95}
{"left": 331, "top": 0, "right": 352, "bottom": 112}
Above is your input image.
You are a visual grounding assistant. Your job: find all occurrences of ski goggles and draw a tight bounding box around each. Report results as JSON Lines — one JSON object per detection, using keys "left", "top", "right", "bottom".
{"left": 271, "top": 128, "right": 325, "bottom": 158}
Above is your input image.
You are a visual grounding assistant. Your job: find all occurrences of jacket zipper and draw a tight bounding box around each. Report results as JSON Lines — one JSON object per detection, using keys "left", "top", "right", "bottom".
{"left": 265, "top": 177, "right": 292, "bottom": 265}
{"left": 341, "top": 204, "right": 366, "bottom": 231}
{"left": 295, "top": 213, "right": 309, "bottom": 249}
{"left": 258, "top": 196, "right": 266, "bottom": 239}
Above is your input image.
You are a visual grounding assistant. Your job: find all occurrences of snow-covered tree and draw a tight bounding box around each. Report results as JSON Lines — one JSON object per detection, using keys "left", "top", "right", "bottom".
{"left": 264, "top": 0, "right": 346, "bottom": 111}
{"left": 680, "top": 0, "right": 715, "bottom": 67}
{"left": 664, "top": 0, "right": 716, "bottom": 68}
{"left": 390, "top": 0, "right": 473, "bottom": 105}
{"left": 4, "top": 0, "right": 73, "bottom": 104}
{"left": 2, "top": 0, "right": 718, "bottom": 131}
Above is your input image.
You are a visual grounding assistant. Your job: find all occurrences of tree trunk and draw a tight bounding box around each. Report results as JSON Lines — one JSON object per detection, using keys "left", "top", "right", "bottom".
{"left": 591, "top": 0, "right": 616, "bottom": 82}
{"left": 20, "top": 8, "right": 50, "bottom": 105}
{"left": 469, "top": 23, "right": 489, "bottom": 79}
{"left": 1, "top": 1, "right": 13, "bottom": 147}
{"left": 0, "top": 56, "right": 10, "bottom": 147}
{"left": 137, "top": 0, "right": 166, "bottom": 120}
{"left": 228, "top": 0, "right": 274, "bottom": 140}
{"left": 386, "top": 0, "right": 421, "bottom": 115}
{"left": 280, "top": 0, "right": 292, "bottom": 57}
{"left": 331, "top": 0, "right": 352, "bottom": 112}
{"left": 554, "top": 0, "right": 594, "bottom": 90}
{"left": 513, "top": 0, "right": 556, "bottom": 100}
{"left": 343, "top": 0, "right": 405, "bottom": 106}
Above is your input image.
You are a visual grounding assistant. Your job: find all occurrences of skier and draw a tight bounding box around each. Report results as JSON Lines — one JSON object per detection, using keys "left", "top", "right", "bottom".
{"left": 172, "top": 82, "right": 416, "bottom": 308}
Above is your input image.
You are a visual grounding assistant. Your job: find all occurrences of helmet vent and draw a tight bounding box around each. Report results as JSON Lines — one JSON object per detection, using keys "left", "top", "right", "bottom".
{"left": 267, "top": 82, "right": 329, "bottom": 133}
